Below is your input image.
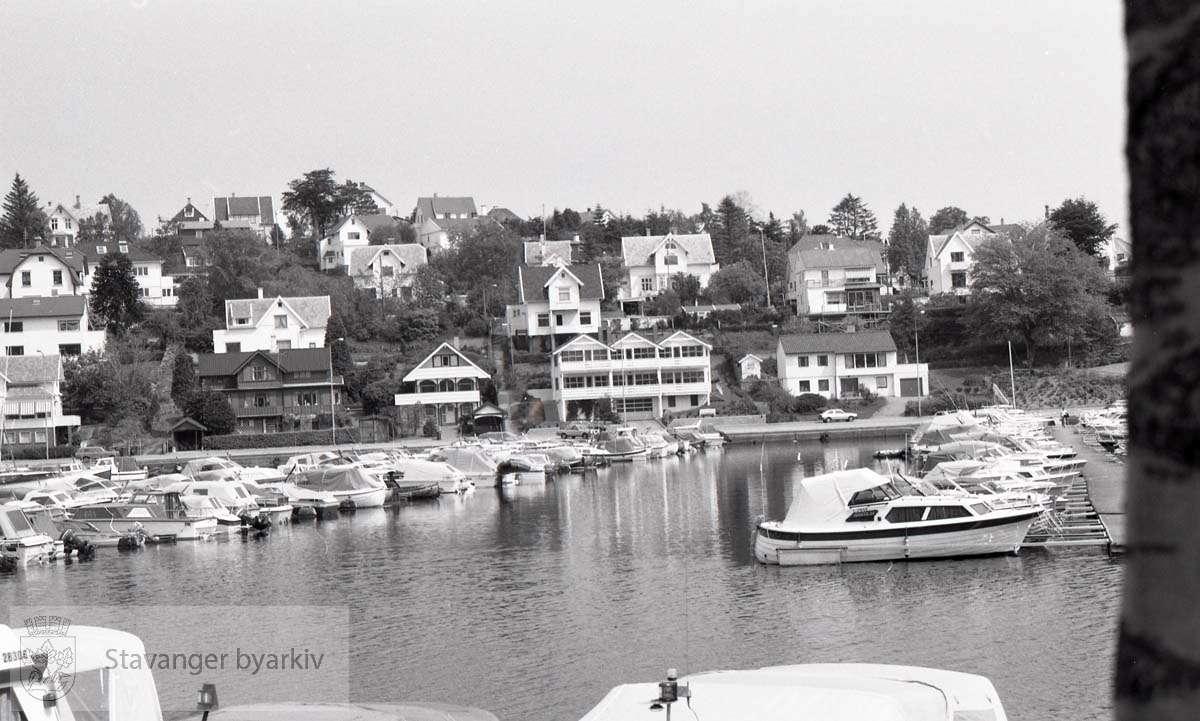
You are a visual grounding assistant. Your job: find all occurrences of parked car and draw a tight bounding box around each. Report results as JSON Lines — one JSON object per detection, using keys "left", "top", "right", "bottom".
{"left": 559, "top": 422, "right": 599, "bottom": 439}
{"left": 74, "top": 446, "right": 115, "bottom": 462}
{"left": 819, "top": 409, "right": 858, "bottom": 423}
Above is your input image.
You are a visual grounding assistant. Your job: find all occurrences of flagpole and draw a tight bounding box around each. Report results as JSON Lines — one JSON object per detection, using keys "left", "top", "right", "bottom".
{"left": 1008, "top": 340, "right": 1017, "bottom": 409}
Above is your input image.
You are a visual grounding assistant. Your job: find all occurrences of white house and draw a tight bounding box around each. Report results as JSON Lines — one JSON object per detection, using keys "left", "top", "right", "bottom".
{"left": 394, "top": 342, "right": 492, "bottom": 426}
{"left": 76, "top": 242, "right": 178, "bottom": 307}
{"left": 1099, "top": 236, "right": 1131, "bottom": 274}
{"left": 347, "top": 245, "right": 427, "bottom": 299}
{"left": 213, "top": 195, "right": 276, "bottom": 240}
{"left": 415, "top": 216, "right": 499, "bottom": 252}
{"left": 0, "top": 247, "right": 86, "bottom": 298}
{"left": 619, "top": 232, "right": 718, "bottom": 307}
{"left": 212, "top": 292, "right": 331, "bottom": 353}
{"left": 0, "top": 353, "right": 80, "bottom": 451}
{"left": 738, "top": 354, "right": 763, "bottom": 381}
{"left": 319, "top": 213, "right": 406, "bottom": 271}
{"left": 926, "top": 221, "right": 1004, "bottom": 295}
{"left": 785, "top": 236, "right": 888, "bottom": 322}
{"left": 776, "top": 331, "right": 927, "bottom": 400}
{"left": 45, "top": 196, "right": 112, "bottom": 247}
{"left": 550, "top": 331, "right": 712, "bottom": 421}
{"left": 506, "top": 264, "right": 605, "bottom": 351}
{"left": 0, "top": 296, "right": 105, "bottom": 357}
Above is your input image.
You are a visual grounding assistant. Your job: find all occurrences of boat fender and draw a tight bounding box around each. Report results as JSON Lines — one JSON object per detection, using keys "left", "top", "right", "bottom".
{"left": 338, "top": 499, "right": 357, "bottom": 512}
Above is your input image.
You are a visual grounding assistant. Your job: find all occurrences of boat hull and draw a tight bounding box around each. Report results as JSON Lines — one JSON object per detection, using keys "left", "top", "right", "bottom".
{"left": 755, "top": 512, "right": 1041, "bottom": 566}
{"left": 334, "top": 488, "right": 387, "bottom": 509}
{"left": 0, "top": 536, "right": 55, "bottom": 567}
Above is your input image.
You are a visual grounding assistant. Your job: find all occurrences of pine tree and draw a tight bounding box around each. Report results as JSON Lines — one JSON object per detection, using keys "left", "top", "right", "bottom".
{"left": 0, "top": 173, "right": 49, "bottom": 249}
{"left": 90, "top": 252, "right": 144, "bottom": 334}
{"left": 828, "top": 193, "right": 878, "bottom": 240}
{"left": 886, "top": 204, "right": 930, "bottom": 281}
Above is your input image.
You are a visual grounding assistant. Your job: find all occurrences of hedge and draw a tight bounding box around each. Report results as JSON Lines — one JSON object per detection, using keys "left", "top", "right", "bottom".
{"left": 1, "top": 445, "right": 76, "bottom": 461}
{"left": 205, "top": 429, "right": 359, "bottom": 450}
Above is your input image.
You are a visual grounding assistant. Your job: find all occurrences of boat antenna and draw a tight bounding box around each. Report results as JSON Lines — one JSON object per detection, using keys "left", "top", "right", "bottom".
{"left": 758, "top": 443, "right": 768, "bottom": 516}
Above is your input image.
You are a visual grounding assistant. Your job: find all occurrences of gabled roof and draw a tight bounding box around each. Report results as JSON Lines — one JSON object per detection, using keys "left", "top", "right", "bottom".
{"left": 0, "top": 354, "right": 61, "bottom": 384}
{"left": 49, "top": 200, "right": 111, "bottom": 224}
{"left": 419, "top": 216, "right": 498, "bottom": 235}
{"left": 551, "top": 334, "right": 612, "bottom": 355}
{"left": 0, "top": 246, "right": 85, "bottom": 274}
{"left": 348, "top": 244, "right": 427, "bottom": 277}
{"left": 518, "top": 263, "right": 604, "bottom": 303}
{"left": 0, "top": 296, "right": 86, "bottom": 319}
{"left": 75, "top": 242, "right": 161, "bottom": 264}
{"left": 326, "top": 213, "right": 402, "bottom": 239}
{"left": 778, "top": 331, "right": 897, "bottom": 355}
{"left": 523, "top": 240, "right": 574, "bottom": 265}
{"left": 931, "top": 225, "right": 1002, "bottom": 258}
{"left": 610, "top": 332, "right": 658, "bottom": 348}
{"left": 794, "top": 244, "right": 883, "bottom": 271}
{"left": 168, "top": 201, "right": 209, "bottom": 223}
{"left": 739, "top": 354, "right": 763, "bottom": 364}
{"left": 214, "top": 196, "right": 274, "bottom": 225}
{"left": 488, "top": 207, "right": 522, "bottom": 223}
{"left": 401, "top": 342, "right": 491, "bottom": 382}
{"left": 197, "top": 347, "right": 333, "bottom": 377}
{"left": 658, "top": 330, "right": 712, "bottom": 348}
{"left": 621, "top": 233, "right": 715, "bottom": 267}
{"left": 224, "top": 295, "right": 331, "bottom": 330}
{"left": 415, "top": 196, "right": 477, "bottom": 220}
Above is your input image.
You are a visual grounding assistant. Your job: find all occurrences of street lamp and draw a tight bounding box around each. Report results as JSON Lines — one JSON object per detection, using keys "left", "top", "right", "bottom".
{"left": 329, "top": 337, "right": 344, "bottom": 446}
{"left": 37, "top": 350, "right": 50, "bottom": 459}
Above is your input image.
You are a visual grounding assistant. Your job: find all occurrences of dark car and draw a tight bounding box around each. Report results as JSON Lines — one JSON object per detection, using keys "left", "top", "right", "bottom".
{"left": 74, "top": 446, "right": 114, "bottom": 462}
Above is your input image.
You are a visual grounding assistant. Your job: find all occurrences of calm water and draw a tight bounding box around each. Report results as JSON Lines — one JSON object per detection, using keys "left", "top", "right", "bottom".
{"left": 2, "top": 440, "right": 1122, "bottom": 720}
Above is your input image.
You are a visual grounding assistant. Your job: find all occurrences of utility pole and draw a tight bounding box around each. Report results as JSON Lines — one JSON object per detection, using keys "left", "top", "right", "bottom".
{"left": 759, "top": 228, "right": 771, "bottom": 307}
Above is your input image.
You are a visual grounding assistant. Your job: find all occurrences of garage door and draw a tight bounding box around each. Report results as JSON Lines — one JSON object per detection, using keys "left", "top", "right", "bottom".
{"left": 900, "top": 378, "right": 923, "bottom": 397}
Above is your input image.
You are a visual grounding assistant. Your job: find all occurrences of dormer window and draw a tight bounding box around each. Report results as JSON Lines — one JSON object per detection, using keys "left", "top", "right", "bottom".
{"left": 664, "top": 254, "right": 678, "bottom": 265}
{"left": 236, "top": 317, "right": 250, "bottom": 325}
{"left": 558, "top": 288, "right": 571, "bottom": 301}
{"left": 184, "top": 206, "right": 194, "bottom": 218}
{"left": 118, "top": 243, "right": 128, "bottom": 253}
{"left": 97, "top": 246, "right": 107, "bottom": 255}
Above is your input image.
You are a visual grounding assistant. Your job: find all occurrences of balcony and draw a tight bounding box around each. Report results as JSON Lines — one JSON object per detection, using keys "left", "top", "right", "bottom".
{"left": 394, "top": 389, "right": 481, "bottom": 406}
{"left": 805, "top": 277, "right": 881, "bottom": 289}
{"left": 235, "top": 404, "right": 334, "bottom": 418}
{"left": 557, "top": 355, "right": 709, "bottom": 372}
{"left": 556, "top": 381, "right": 710, "bottom": 402}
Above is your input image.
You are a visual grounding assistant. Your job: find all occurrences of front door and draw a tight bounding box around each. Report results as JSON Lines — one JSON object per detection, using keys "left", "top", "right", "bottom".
{"left": 840, "top": 377, "right": 859, "bottom": 397}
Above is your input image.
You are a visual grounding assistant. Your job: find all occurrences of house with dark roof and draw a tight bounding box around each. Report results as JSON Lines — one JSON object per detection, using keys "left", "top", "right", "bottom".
{"left": 776, "top": 330, "right": 927, "bottom": 401}
{"left": 506, "top": 264, "right": 605, "bottom": 351}
{"left": 45, "top": 196, "right": 113, "bottom": 247}
{"left": 76, "top": 241, "right": 178, "bottom": 308}
{"left": 213, "top": 195, "right": 276, "bottom": 240}
{"left": 412, "top": 196, "right": 478, "bottom": 225}
{"left": 925, "top": 220, "right": 1008, "bottom": 295}
{"left": 0, "top": 296, "right": 105, "bottom": 358}
{"left": 486, "top": 207, "right": 522, "bottom": 224}
{"left": 393, "top": 342, "right": 493, "bottom": 427}
{"left": 318, "top": 213, "right": 407, "bottom": 271}
{"left": 158, "top": 197, "right": 211, "bottom": 237}
{"left": 347, "top": 244, "right": 427, "bottom": 299}
{"left": 213, "top": 291, "right": 331, "bottom": 353}
{"left": 197, "top": 347, "right": 344, "bottom": 435}
{"left": 619, "top": 232, "right": 718, "bottom": 308}
{"left": 784, "top": 235, "right": 889, "bottom": 324}
{"left": 0, "top": 246, "right": 86, "bottom": 299}
{"left": 0, "top": 353, "right": 79, "bottom": 449}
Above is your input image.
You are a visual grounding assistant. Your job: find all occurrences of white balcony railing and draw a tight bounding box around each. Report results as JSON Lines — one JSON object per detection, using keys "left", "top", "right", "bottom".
{"left": 394, "top": 390, "right": 481, "bottom": 406}
{"left": 556, "top": 381, "right": 710, "bottom": 402}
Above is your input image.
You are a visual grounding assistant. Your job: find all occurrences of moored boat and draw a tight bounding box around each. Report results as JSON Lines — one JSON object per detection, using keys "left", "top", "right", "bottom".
{"left": 292, "top": 466, "right": 388, "bottom": 508}
{"left": 69, "top": 493, "right": 219, "bottom": 540}
{"left": 0, "top": 501, "right": 56, "bottom": 567}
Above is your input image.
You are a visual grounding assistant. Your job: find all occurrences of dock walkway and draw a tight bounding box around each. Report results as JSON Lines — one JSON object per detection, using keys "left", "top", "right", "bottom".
{"left": 1052, "top": 424, "right": 1127, "bottom": 553}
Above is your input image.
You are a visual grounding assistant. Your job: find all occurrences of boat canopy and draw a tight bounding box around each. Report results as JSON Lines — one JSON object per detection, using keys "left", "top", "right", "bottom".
{"left": 440, "top": 446, "right": 501, "bottom": 475}
{"left": 294, "top": 466, "right": 383, "bottom": 492}
{"left": 182, "top": 457, "right": 241, "bottom": 479}
{"left": 922, "top": 460, "right": 988, "bottom": 482}
{"left": 783, "top": 469, "right": 897, "bottom": 528}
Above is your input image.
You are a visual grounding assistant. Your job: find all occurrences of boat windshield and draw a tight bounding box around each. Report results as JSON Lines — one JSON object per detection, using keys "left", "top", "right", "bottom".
{"left": 889, "top": 477, "right": 924, "bottom": 496}
{"left": 0, "top": 508, "right": 34, "bottom": 537}
{"left": 847, "top": 483, "right": 901, "bottom": 506}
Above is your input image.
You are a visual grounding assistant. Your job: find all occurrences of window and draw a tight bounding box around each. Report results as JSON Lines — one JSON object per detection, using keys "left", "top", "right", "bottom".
{"left": 51, "top": 218, "right": 59, "bottom": 230}
{"left": 689, "top": 394, "right": 699, "bottom": 406}
{"left": 274, "top": 315, "right": 288, "bottom": 329}
{"left": 680, "top": 370, "right": 705, "bottom": 383}
{"left": 33, "top": 430, "right": 45, "bottom": 443}
{"left": 680, "top": 345, "right": 705, "bottom": 357}
{"left": 840, "top": 377, "right": 859, "bottom": 394}
{"left": 65, "top": 219, "right": 72, "bottom": 229}
{"left": 633, "top": 372, "right": 656, "bottom": 385}
{"left": 235, "top": 317, "right": 249, "bottom": 325}
{"left": 186, "top": 256, "right": 199, "bottom": 268}
{"left": 58, "top": 343, "right": 81, "bottom": 356}
{"left": 876, "top": 376, "right": 888, "bottom": 389}
{"left": 641, "top": 277, "right": 653, "bottom": 292}
{"left": 20, "top": 271, "right": 30, "bottom": 287}
{"left": 579, "top": 311, "right": 592, "bottom": 325}
{"left": 632, "top": 347, "right": 656, "bottom": 359}
{"left": 347, "top": 232, "right": 361, "bottom": 240}
{"left": 139, "top": 288, "right": 150, "bottom": 297}
{"left": 950, "top": 251, "right": 965, "bottom": 262}
{"left": 227, "top": 342, "right": 241, "bottom": 352}
{"left": 560, "top": 350, "right": 585, "bottom": 363}
{"left": 970, "top": 503, "right": 992, "bottom": 516}
{"left": 951, "top": 272, "right": 968, "bottom": 289}
{"left": 118, "top": 243, "right": 129, "bottom": 253}
{"left": 886, "top": 506, "right": 928, "bottom": 523}
{"left": 821, "top": 270, "right": 829, "bottom": 282}
{"left": 254, "top": 394, "right": 269, "bottom": 407}
{"left": 381, "top": 265, "right": 394, "bottom": 277}
{"left": 556, "top": 314, "right": 565, "bottom": 326}
{"left": 926, "top": 506, "right": 972, "bottom": 520}
{"left": 185, "top": 205, "right": 194, "bottom": 218}
{"left": 818, "top": 379, "right": 830, "bottom": 392}
{"left": 614, "top": 398, "right": 653, "bottom": 413}
{"left": 664, "top": 254, "right": 678, "bottom": 265}
{"left": 134, "top": 266, "right": 148, "bottom": 276}
{"left": 298, "top": 392, "right": 318, "bottom": 406}
{"left": 276, "top": 340, "right": 291, "bottom": 350}
{"left": 163, "top": 288, "right": 174, "bottom": 297}
{"left": 537, "top": 314, "right": 550, "bottom": 328}
{"left": 846, "top": 352, "right": 887, "bottom": 369}
{"left": 667, "top": 396, "right": 676, "bottom": 408}
{"left": 2, "top": 322, "right": 21, "bottom": 333}
{"left": 97, "top": 246, "right": 106, "bottom": 254}
{"left": 818, "top": 355, "right": 829, "bottom": 366}
{"left": 593, "top": 375, "right": 609, "bottom": 387}
{"left": 798, "top": 356, "right": 809, "bottom": 368}
{"left": 18, "top": 431, "right": 31, "bottom": 444}
{"left": 5, "top": 346, "right": 23, "bottom": 356}
{"left": 558, "top": 288, "right": 571, "bottom": 301}
{"left": 848, "top": 484, "right": 899, "bottom": 507}
{"left": 251, "top": 366, "right": 268, "bottom": 381}
{"left": 563, "top": 376, "right": 587, "bottom": 389}
{"left": 50, "top": 269, "right": 64, "bottom": 286}
{"left": 798, "top": 380, "right": 811, "bottom": 392}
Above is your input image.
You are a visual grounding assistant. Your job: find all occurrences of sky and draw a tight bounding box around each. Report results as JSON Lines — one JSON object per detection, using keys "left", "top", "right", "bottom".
{"left": 0, "top": 1, "right": 1128, "bottom": 235}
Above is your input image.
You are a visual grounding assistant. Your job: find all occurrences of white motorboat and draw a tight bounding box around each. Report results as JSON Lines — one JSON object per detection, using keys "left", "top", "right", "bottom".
{"left": 580, "top": 664, "right": 1008, "bottom": 721}
{"left": 69, "top": 493, "right": 219, "bottom": 540}
{"left": 434, "top": 444, "right": 506, "bottom": 487}
{"left": 291, "top": 465, "right": 388, "bottom": 508}
{"left": 276, "top": 451, "right": 343, "bottom": 475}
{"left": 183, "top": 456, "right": 286, "bottom": 483}
{"left": 163, "top": 480, "right": 292, "bottom": 526}
{"left": 0, "top": 501, "right": 56, "bottom": 567}
{"left": 596, "top": 428, "right": 649, "bottom": 461}
{"left": 355, "top": 453, "right": 473, "bottom": 493}
{"left": 671, "top": 420, "right": 725, "bottom": 448}
{"left": 90, "top": 456, "right": 149, "bottom": 482}
{"left": 754, "top": 468, "right": 1043, "bottom": 565}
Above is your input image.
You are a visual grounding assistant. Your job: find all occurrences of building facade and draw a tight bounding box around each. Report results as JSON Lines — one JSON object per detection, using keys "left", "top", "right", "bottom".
{"left": 318, "top": 213, "right": 407, "bottom": 271}
{"left": 348, "top": 245, "right": 427, "bottom": 299}
{"left": 785, "top": 235, "right": 889, "bottom": 326}
{"left": 393, "top": 342, "right": 492, "bottom": 426}
{"left": 77, "top": 242, "right": 178, "bottom": 307}
{"left": 212, "top": 292, "right": 331, "bottom": 353}
{"left": 213, "top": 195, "right": 276, "bottom": 240}
{"left": 0, "top": 297, "right": 105, "bottom": 357}
{"left": 619, "top": 233, "right": 718, "bottom": 307}
{"left": 506, "top": 264, "right": 604, "bottom": 351}
{"left": 197, "top": 348, "right": 344, "bottom": 434}
{"left": 925, "top": 221, "right": 1003, "bottom": 295}
{"left": 775, "top": 331, "right": 928, "bottom": 400}
{"left": 550, "top": 331, "right": 712, "bottom": 421}
{"left": 0, "top": 354, "right": 79, "bottom": 450}
{"left": 45, "top": 197, "right": 112, "bottom": 247}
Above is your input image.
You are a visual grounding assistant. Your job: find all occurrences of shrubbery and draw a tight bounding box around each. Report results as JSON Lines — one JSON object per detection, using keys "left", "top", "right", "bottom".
{"left": 794, "top": 393, "right": 827, "bottom": 413}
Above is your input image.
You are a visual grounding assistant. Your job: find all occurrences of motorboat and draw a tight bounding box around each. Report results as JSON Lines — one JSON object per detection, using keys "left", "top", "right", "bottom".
{"left": 671, "top": 420, "right": 725, "bottom": 449}
{"left": 291, "top": 465, "right": 388, "bottom": 508}
{"left": 90, "top": 455, "right": 149, "bottom": 482}
{"left": 922, "top": 460, "right": 1066, "bottom": 501}
{"left": 0, "top": 501, "right": 56, "bottom": 567}
{"left": 163, "top": 480, "right": 289, "bottom": 528}
{"left": 579, "top": 664, "right": 1009, "bottom": 721}
{"left": 434, "top": 444, "right": 506, "bottom": 487}
{"left": 754, "top": 468, "right": 1043, "bottom": 565}
{"left": 23, "top": 488, "right": 86, "bottom": 510}
{"left": 11, "top": 501, "right": 97, "bottom": 560}
{"left": 254, "top": 480, "right": 340, "bottom": 520}
{"left": 595, "top": 428, "right": 649, "bottom": 462}
{"left": 502, "top": 451, "right": 554, "bottom": 474}
{"left": 69, "top": 492, "right": 219, "bottom": 540}
{"left": 182, "top": 456, "right": 286, "bottom": 483}
{"left": 363, "top": 453, "right": 473, "bottom": 493}
{"left": 277, "top": 451, "right": 343, "bottom": 475}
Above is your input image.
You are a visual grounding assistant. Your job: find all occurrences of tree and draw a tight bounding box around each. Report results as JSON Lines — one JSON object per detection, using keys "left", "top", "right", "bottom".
{"left": 0, "top": 173, "right": 48, "bottom": 249}
{"left": 810, "top": 224, "right": 831, "bottom": 235}
{"left": 100, "top": 194, "right": 143, "bottom": 241}
{"left": 1048, "top": 197, "right": 1118, "bottom": 256}
{"left": 183, "top": 390, "right": 237, "bottom": 436}
{"left": 171, "top": 352, "right": 197, "bottom": 406}
{"left": 886, "top": 204, "right": 929, "bottom": 281}
{"left": 644, "top": 289, "right": 682, "bottom": 316}
{"left": 281, "top": 168, "right": 347, "bottom": 239}
{"left": 671, "top": 273, "right": 702, "bottom": 304}
{"left": 326, "top": 323, "right": 353, "bottom": 376}
{"left": 928, "top": 206, "right": 970, "bottom": 235}
{"left": 596, "top": 254, "right": 626, "bottom": 309}
{"left": 788, "top": 211, "right": 809, "bottom": 242}
{"left": 368, "top": 220, "right": 416, "bottom": 245}
{"left": 90, "top": 252, "right": 143, "bottom": 334}
{"left": 968, "top": 225, "right": 1111, "bottom": 364}
{"left": 828, "top": 193, "right": 878, "bottom": 240}
{"left": 713, "top": 195, "right": 751, "bottom": 264}
{"left": 706, "top": 261, "right": 766, "bottom": 305}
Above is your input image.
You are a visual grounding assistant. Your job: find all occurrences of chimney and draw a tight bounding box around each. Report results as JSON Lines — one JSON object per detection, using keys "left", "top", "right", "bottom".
{"left": 257, "top": 288, "right": 264, "bottom": 299}
{"left": 452, "top": 335, "right": 460, "bottom": 348}
{"left": 1000, "top": 217, "right": 1004, "bottom": 225}
{"left": 74, "top": 195, "right": 80, "bottom": 209}
{"left": 187, "top": 197, "right": 191, "bottom": 205}
{"left": 433, "top": 193, "right": 438, "bottom": 198}
{"left": 1044, "top": 204, "right": 1049, "bottom": 219}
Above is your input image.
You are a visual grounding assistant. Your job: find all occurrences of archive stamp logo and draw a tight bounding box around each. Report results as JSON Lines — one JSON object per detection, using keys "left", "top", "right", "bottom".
{"left": 21, "top": 615, "right": 75, "bottom": 701}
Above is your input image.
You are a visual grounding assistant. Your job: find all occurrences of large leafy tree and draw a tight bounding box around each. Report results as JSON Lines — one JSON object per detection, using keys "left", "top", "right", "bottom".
{"left": 886, "top": 204, "right": 929, "bottom": 281}
{"left": 100, "top": 193, "right": 143, "bottom": 241}
{"left": 183, "top": 390, "right": 237, "bottom": 436}
{"left": 90, "top": 252, "right": 144, "bottom": 334}
{"left": 928, "top": 206, "right": 970, "bottom": 234}
{"left": 0, "top": 173, "right": 49, "bottom": 249}
{"left": 969, "top": 225, "right": 1112, "bottom": 364}
{"left": 706, "top": 261, "right": 767, "bottom": 305}
{"left": 828, "top": 193, "right": 878, "bottom": 239}
{"left": 281, "top": 168, "right": 375, "bottom": 239}
{"left": 787, "top": 211, "right": 809, "bottom": 243}
{"left": 1048, "top": 197, "right": 1118, "bottom": 256}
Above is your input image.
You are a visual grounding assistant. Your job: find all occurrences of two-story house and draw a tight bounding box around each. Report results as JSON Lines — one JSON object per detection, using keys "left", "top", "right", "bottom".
{"left": 506, "top": 264, "right": 604, "bottom": 351}
{"left": 550, "top": 330, "right": 711, "bottom": 421}
{"left": 619, "top": 233, "right": 718, "bottom": 311}
{"left": 0, "top": 246, "right": 86, "bottom": 298}
{"left": 318, "top": 213, "right": 407, "bottom": 271}
{"left": 348, "top": 245, "right": 428, "bottom": 299}
{"left": 415, "top": 216, "right": 499, "bottom": 252}
{"left": 213, "top": 195, "right": 276, "bottom": 240}
{"left": 925, "top": 221, "right": 1005, "bottom": 295}
{"left": 197, "top": 347, "right": 344, "bottom": 435}
{"left": 212, "top": 291, "right": 331, "bottom": 353}
{"left": 776, "top": 331, "right": 928, "bottom": 401}
{"left": 785, "top": 236, "right": 888, "bottom": 324}
{"left": 393, "top": 342, "right": 493, "bottom": 426}
{"left": 76, "top": 242, "right": 178, "bottom": 307}
{"left": 159, "top": 198, "right": 213, "bottom": 237}
{"left": 45, "top": 196, "right": 112, "bottom": 247}
{"left": 412, "top": 195, "right": 478, "bottom": 225}
{"left": 0, "top": 353, "right": 80, "bottom": 451}
{"left": 0, "top": 297, "right": 105, "bottom": 357}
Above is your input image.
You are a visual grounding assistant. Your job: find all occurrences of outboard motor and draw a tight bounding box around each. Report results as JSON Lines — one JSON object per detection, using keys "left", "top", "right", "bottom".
{"left": 60, "top": 529, "right": 96, "bottom": 561}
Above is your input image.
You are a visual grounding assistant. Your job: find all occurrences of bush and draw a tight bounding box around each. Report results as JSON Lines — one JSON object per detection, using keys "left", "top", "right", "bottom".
{"left": 794, "top": 393, "right": 827, "bottom": 413}
{"left": 1, "top": 445, "right": 76, "bottom": 461}
{"left": 463, "top": 317, "right": 491, "bottom": 337}
{"left": 205, "top": 429, "right": 359, "bottom": 450}
{"left": 421, "top": 419, "right": 439, "bottom": 438}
